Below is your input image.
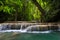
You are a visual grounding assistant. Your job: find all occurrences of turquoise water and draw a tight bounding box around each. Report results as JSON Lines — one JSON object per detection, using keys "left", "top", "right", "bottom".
{"left": 0, "top": 32, "right": 60, "bottom": 40}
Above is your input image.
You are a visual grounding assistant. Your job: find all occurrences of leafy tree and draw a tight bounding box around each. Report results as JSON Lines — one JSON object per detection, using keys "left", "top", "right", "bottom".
{"left": 0, "top": 0, "right": 60, "bottom": 22}
{"left": 32, "top": 0, "right": 60, "bottom": 22}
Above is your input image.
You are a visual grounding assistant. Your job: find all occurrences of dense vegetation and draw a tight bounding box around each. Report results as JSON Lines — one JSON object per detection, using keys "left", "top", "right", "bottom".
{"left": 0, "top": 0, "right": 60, "bottom": 22}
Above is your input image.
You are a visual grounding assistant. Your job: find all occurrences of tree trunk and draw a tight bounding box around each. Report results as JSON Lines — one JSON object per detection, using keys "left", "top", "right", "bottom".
{"left": 32, "top": 0, "right": 46, "bottom": 22}
{"left": 15, "top": 12, "right": 17, "bottom": 21}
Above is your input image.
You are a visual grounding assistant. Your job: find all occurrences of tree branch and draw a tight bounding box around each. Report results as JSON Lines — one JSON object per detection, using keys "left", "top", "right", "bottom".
{"left": 32, "top": 0, "right": 45, "bottom": 15}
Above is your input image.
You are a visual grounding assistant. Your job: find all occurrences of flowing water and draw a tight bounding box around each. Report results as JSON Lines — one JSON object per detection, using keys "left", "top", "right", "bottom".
{"left": 0, "top": 24, "right": 60, "bottom": 40}
{"left": 0, "top": 24, "right": 52, "bottom": 33}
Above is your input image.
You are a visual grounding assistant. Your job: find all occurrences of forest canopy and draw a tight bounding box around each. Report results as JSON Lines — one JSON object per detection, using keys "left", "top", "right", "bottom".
{"left": 0, "top": 0, "right": 60, "bottom": 22}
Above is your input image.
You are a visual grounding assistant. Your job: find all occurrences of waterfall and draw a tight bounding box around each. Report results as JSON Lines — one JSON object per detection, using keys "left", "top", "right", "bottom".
{"left": 24, "top": 25, "right": 52, "bottom": 33}
{"left": 0, "top": 24, "right": 60, "bottom": 33}
{"left": 0, "top": 24, "right": 2, "bottom": 30}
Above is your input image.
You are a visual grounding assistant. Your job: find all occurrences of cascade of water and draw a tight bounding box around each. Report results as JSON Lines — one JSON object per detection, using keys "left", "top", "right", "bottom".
{"left": 23, "top": 25, "right": 52, "bottom": 33}
{"left": 0, "top": 23, "right": 60, "bottom": 33}
{"left": 0, "top": 24, "right": 2, "bottom": 30}
{"left": 20, "top": 25, "right": 23, "bottom": 30}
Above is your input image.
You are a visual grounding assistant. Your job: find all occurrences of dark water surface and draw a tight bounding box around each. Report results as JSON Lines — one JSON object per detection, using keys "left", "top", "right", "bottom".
{"left": 0, "top": 32, "right": 60, "bottom": 40}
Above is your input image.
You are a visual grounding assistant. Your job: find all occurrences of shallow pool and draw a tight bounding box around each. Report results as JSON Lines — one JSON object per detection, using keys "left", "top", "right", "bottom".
{"left": 0, "top": 32, "right": 60, "bottom": 40}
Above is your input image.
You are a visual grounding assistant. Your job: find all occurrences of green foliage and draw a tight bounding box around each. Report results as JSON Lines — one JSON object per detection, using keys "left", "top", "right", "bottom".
{"left": 37, "top": 0, "right": 60, "bottom": 22}
{"left": 0, "top": 0, "right": 60, "bottom": 22}
{"left": 0, "top": 0, "right": 41, "bottom": 21}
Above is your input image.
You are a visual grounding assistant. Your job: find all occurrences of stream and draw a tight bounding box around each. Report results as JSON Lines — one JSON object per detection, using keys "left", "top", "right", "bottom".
{"left": 0, "top": 24, "right": 60, "bottom": 33}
